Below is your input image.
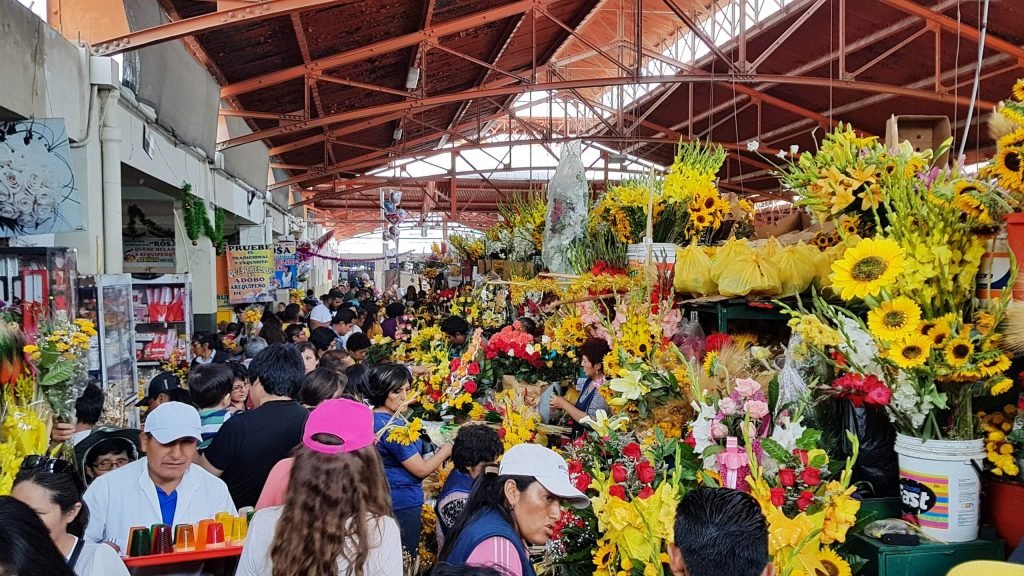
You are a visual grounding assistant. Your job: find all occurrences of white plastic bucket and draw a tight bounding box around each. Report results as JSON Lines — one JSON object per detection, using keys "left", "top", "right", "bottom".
{"left": 894, "top": 434, "right": 985, "bottom": 542}
{"left": 627, "top": 242, "right": 676, "bottom": 274}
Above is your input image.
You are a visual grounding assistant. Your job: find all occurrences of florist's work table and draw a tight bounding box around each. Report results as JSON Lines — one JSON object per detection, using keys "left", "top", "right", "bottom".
{"left": 842, "top": 533, "right": 1003, "bottom": 576}
{"left": 681, "top": 297, "right": 791, "bottom": 333}
{"left": 122, "top": 547, "right": 243, "bottom": 568}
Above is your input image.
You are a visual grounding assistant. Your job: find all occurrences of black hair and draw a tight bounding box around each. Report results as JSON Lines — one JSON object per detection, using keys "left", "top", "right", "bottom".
{"left": 13, "top": 463, "right": 89, "bottom": 538}
{"left": 332, "top": 309, "right": 357, "bottom": 326}
{"left": 296, "top": 341, "right": 320, "bottom": 359}
{"left": 0, "top": 497, "right": 76, "bottom": 576}
{"left": 418, "top": 289, "right": 427, "bottom": 299}
{"left": 165, "top": 387, "right": 194, "bottom": 406}
{"left": 249, "top": 344, "right": 305, "bottom": 397}
{"left": 192, "top": 330, "right": 223, "bottom": 351}
{"left": 281, "top": 303, "right": 301, "bottom": 323}
{"left": 298, "top": 367, "right": 347, "bottom": 407}
{"left": 85, "top": 437, "right": 135, "bottom": 471}
{"left": 309, "top": 327, "right": 337, "bottom": 353}
{"left": 366, "top": 363, "right": 412, "bottom": 407}
{"left": 224, "top": 322, "right": 241, "bottom": 337}
{"left": 579, "top": 338, "right": 611, "bottom": 369}
{"left": 516, "top": 317, "right": 538, "bottom": 337}
{"left": 187, "top": 363, "right": 233, "bottom": 409}
{"left": 344, "top": 363, "right": 370, "bottom": 400}
{"left": 285, "top": 323, "right": 306, "bottom": 343}
{"left": 259, "top": 316, "right": 287, "bottom": 345}
{"left": 673, "top": 488, "right": 770, "bottom": 576}
{"left": 346, "top": 332, "right": 371, "bottom": 353}
{"left": 229, "top": 360, "right": 249, "bottom": 384}
{"left": 432, "top": 564, "right": 511, "bottom": 576}
{"left": 437, "top": 471, "right": 536, "bottom": 565}
{"left": 385, "top": 302, "right": 406, "bottom": 319}
{"left": 452, "top": 425, "right": 503, "bottom": 473}
{"left": 441, "top": 315, "right": 471, "bottom": 337}
{"left": 75, "top": 383, "right": 104, "bottom": 426}
{"left": 406, "top": 286, "right": 418, "bottom": 301}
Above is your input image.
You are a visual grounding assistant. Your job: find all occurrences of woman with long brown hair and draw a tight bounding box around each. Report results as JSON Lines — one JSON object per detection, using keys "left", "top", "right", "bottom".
{"left": 236, "top": 398, "right": 402, "bottom": 576}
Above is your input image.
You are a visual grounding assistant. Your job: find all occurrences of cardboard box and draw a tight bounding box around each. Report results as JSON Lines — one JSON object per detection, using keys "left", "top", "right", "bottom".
{"left": 885, "top": 115, "right": 951, "bottom": 165}
{"left": 754, "top": 211, "right": 804, "bottom": 239}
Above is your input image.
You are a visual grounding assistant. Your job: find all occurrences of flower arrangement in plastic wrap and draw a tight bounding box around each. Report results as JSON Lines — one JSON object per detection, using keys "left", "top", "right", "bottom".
{"left": 546, "top": 412, "right": 699, "bottom": 576}
{"left": 365, "top": 335, "right": 396, "bottom": 366}
{"left": 406, "top": 325, "right": 452, "bottom": 418}
{"left": 472, "top": 387, "right": 542, "bottom": 452}
{"left": 25, "top": 319, "right": 94, "bottom": 432}
{"left": 782, "top": 128, "right": 1014, "bottom": 441}
{"left": 0, "top": 323, "right": 49, "bottom": 494}
{"left": 421, "top": 329, "right": 487, "bottom": 419}
{"left": 447, "top": 233, "right": 484, "bottom": 262}
{"left": 482, "top": 322, "right": 543, "bottom": 384}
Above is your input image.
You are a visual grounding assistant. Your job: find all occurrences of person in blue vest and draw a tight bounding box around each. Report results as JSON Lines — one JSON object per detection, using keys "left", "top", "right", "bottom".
{"left": 437, "top": 444, "right": 590, "bottom": 576}
{"left": 547, "top": 338, "right": 612, "bottom": 438}
{"left": 436, "top": 424, "right": 504, "bottom": 549}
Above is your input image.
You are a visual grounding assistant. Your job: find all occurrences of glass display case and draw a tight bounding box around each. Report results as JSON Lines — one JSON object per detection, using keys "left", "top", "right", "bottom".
{"left": 77, "top": 275, "right": 139, "bottom": 428}
{"left": 131, "top": 274, "right": 192, "bottom": 412}
{"left": 0, "top": 247, "right": 78, "bottom": 341}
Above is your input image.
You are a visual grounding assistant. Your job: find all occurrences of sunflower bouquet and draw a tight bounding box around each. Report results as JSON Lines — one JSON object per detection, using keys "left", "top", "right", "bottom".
{"left": 27, "top": 319, "right": 93, "bottom": 424}
{"left": 982, "top": 78, "right": 1024, "bottom": 205}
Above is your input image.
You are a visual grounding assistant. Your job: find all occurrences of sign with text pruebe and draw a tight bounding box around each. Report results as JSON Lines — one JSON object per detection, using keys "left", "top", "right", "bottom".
{"left": 226, "top": 245, "right": 275, "bottom": 304}
{"left": 274, "top": 239, "right": 297, "bottom": 289}
{"left": 123, "top": 238, "right": 176, "bottom": 271}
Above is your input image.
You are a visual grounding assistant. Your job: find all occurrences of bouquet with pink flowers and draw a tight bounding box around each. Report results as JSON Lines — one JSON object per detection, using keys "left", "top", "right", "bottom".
{"left": 482, "top": 323, "right": 543, "bottom": 383}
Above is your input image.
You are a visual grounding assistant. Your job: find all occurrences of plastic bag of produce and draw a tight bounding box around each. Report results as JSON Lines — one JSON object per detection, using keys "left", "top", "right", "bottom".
{"left": 759, "top": 236, "right": 782, "bottom": 259}
{"left": 772, "top": 241, "right": 818, "bottom": 296}
{"left": 674, "top": 244, "right": 716, "bottom": 295}
{"left": 710, "top": 238, "right": 751, "bottom": 284}
{"left": 717, "top": 252, "right": 782, "bottom": 297}
{"left": 813, "top": 244, "right": 846, "bottom": 290}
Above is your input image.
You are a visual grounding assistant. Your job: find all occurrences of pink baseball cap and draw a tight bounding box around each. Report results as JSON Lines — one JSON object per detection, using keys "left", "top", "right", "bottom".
{"left": 302, "top": 398, "right": 375, "bottom": 454}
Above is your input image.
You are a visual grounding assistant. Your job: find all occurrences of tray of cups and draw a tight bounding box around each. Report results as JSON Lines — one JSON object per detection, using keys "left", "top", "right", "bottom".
{"left": 122, "top": 513, "right": 249, "bottom": 568}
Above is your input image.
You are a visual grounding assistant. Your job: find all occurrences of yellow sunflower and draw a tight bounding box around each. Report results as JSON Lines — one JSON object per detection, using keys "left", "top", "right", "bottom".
{"left": 867, "top": 297, "right": 921, "bottom": 342}
{"left": 975, "top": 310, "right": 996, "bottom": 335}
{"left": 889, "top": 334, "right": 932, "bottom": 369}
{"left": 830, "top": 237, "right": 906, "bottom": 301}
{"left": 703, "top": 351, "right": 720, "bottom": 376}
{"left": 816, "top": 547, "right": 853, "bottom": 576}
{"left": 980, "top": 354, "right": 1012, "bottom": 377}
{"left": 991, "top": 377, "right": 1014, "bottom": 396}
{"left": 837, "top": 215, "right": 860, "bottom": 236}
{"left": 926, "top": 323, "right": 952, "bottom": 348}
{"left": 1014, "top": 79, "right": 1024, "bottom": 102}
{"left": 944, "top": 337, "right": 974, "bottom": 368}
{"left": 993, "top": 147, "right": 1024, "bottom": 192}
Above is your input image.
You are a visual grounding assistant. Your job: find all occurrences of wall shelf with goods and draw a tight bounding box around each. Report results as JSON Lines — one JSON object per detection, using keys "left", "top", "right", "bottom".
{"left": 0, "top": 247, "right": 78, "bottom": 337}
{"left": 77, "top": 274, "right": 140, "bottom": 427}
{"left": 131, "top": 274, "right": 192, "bottom": 413}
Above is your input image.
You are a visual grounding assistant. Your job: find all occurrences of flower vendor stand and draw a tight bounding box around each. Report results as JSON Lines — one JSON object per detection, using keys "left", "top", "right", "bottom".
{"left": 894, "top": 434, "right": 986, "bottom": 542}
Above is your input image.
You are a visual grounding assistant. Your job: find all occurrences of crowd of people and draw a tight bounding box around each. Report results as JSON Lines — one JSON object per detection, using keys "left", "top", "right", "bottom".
{"left": 1, "top": 283, "right": 788, "bottom": 576}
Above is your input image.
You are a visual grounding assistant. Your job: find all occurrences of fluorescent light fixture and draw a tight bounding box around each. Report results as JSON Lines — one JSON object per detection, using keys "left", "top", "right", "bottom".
{"left": 405, "top": 67, "right": 421, "bottom": 90}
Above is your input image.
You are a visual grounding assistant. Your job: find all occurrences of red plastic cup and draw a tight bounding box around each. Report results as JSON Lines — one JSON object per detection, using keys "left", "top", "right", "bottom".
{"left": 205, "top": 521, "right": 226, "bottom": 549}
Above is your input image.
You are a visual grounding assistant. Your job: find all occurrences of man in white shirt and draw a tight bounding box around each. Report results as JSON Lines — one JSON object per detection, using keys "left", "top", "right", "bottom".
{"left": 83, "top": 402, "right": 236, "bottom": 554}
{"left": 308, "top": 289, "right": 343, "bottom": 329}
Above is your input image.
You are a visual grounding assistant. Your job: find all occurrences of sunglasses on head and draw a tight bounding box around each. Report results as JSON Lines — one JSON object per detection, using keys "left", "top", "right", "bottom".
{"left": 20, "top": 455, "right": 75, "bottom": 475}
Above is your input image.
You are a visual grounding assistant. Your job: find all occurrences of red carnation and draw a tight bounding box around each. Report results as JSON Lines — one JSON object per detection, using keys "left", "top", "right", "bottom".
{"left": 574, "top": 472, "right": 592, "bottom": 492}
{"left": 801, "top": 467, "right": 822, "bottom": 487}
{"left": 779, "top": 468, "right": 796, "bottom": 487}
{"left": 608, "top": 484, "right": 627, "bottom": 500}
{"left": 705, "top": 333, "right": 734, "bottom": 353}
{"left": 611, "top": 463, "right": 628, "bottom": 483}
{"left": 770, "top": 487, "right": 786, "bottom": 507}
{"left": 622, "top": 442, "right": 643, "bottom": 462}
{"left": 636, "top": 460, "right": 656, "bottom": 484}
{"left": 797, "top": 490, "right": 815, "bottom": 511}
{"left": 637, "top": 486, "right": 655, "bottom": 500}
{"left": 464, "top": 381, "right": 477, "bottom": 394}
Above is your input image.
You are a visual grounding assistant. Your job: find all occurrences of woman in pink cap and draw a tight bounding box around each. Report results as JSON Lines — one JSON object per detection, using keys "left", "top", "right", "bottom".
{"left": 236, "top": 398, "right": 402, "bottom": 576}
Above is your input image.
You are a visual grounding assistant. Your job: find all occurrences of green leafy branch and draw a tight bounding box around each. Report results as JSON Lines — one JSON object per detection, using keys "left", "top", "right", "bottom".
{"left": 181, "top": 182, "right": 226, "bottom": 253}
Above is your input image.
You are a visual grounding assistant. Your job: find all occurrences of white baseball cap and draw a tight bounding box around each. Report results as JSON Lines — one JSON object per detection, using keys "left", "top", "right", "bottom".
{"left": 144, "top": 402, "right": 203, "bottom": 444}
{"left": 499, "top": 444, "right": 590, "bottom": 508}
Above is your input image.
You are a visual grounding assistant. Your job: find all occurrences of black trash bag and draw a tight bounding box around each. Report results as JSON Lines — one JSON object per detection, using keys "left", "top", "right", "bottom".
{"left": 838, "top": 399, "right": 899, "bottom": 498}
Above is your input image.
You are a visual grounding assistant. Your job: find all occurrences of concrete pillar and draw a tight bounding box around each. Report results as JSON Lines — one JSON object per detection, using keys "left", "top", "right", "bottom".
{"left": 239, "top": 221, "right": 273, "bottom": 246}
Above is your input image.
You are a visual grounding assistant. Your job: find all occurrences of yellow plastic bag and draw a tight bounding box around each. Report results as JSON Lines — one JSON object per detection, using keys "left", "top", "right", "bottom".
{"left": 674, "top": 244, "right": 716, "bottom": 295}
{"left": 717, "top": 252, "right": 782, "bottom": 297}
{"left": 814, "top": 244, "right": 847, "bottom": 290}
{"left": 772, "top": 241, "right": 818, "bottom": 296}
{"left": 710, "top": 238, "right": 752, "bottom": 284}
{"left": 759, "top": 237, "right": 782, "bottom": 259}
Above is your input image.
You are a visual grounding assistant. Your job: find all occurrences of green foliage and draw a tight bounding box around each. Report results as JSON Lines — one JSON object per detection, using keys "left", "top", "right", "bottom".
{"left": 181, "top": 182, "right": 225, "bottom": 253}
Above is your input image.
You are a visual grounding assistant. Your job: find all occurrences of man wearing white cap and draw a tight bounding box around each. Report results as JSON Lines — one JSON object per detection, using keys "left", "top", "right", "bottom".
{"left": 438, "top": 443, "right": 590, "bottom": 576}
{"left": 83, "top": 402, "right": 236, "bottom": 556}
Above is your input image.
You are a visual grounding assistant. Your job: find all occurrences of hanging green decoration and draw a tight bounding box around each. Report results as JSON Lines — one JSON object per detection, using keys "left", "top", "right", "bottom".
{"left": 180, "top": 182, "right": 225, "bottom": 253}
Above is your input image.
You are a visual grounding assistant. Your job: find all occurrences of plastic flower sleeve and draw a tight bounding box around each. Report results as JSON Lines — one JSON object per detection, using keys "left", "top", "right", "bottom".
{"left": 542, "top": 141, "right": 589, "bottom": 274}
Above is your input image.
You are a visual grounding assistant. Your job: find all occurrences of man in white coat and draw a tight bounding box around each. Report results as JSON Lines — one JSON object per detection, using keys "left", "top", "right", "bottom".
{"left": 84, "top": 402, "right": 236, "bottom": 555}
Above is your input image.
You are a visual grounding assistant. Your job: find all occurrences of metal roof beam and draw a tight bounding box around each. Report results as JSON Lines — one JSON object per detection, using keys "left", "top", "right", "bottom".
{"left": 660, "top": 0, "right": 742, "bottom": 74}
{"left": 219, "top": 0, "right": 554, "bottom": 99}
{"left": 880, "top": 0, "right": 1024, "bottom": 64}
{"left": 224, "top": 73, "right": 987, "bottom": 150}
{"left": 91, "top": 0, "right": 351, "bottom": 56}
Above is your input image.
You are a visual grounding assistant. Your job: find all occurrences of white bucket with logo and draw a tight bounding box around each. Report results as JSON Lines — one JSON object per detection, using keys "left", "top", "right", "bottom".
{"left": 894, "top": 433, "right": 985, "bottom": 542}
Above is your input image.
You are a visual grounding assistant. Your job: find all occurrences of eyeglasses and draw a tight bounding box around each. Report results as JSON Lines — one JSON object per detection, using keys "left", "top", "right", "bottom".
{"left": 21, "top": 455, "right": 74, "bottom": 475}
{"left": 232, "top": 383, "right": 249, "bottom": 392}
{"left": 92, "top": 458, "right": 131, "bottom": 472}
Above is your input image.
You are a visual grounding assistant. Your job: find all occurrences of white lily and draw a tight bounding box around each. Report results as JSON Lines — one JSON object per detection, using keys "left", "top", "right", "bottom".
{"left": 608, "top": 370, "right": 649, "bottom": 406}
{"left": 579, "top": 409, "right": 629, "bottom": 437}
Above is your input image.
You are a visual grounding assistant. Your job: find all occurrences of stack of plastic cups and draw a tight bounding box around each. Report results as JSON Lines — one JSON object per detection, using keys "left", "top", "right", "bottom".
{"left": 174, "top": 524, "right": 196, "bottom": 552}
{"left": 205, "top": 521, "right": 226, "bottom": 549}
{"left": 151, "top": 525, "right": 173, "bottom": 555}
{"left": 215, "top": 513, "right": 234, "bottom": 541}
{"left": 127, "top": 527, "right": 151, "bottom": 557}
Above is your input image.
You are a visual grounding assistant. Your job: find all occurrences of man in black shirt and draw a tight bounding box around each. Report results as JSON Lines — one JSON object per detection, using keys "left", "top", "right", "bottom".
{"left": 198, "top": 344, "right": 309, "bottom": 507}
